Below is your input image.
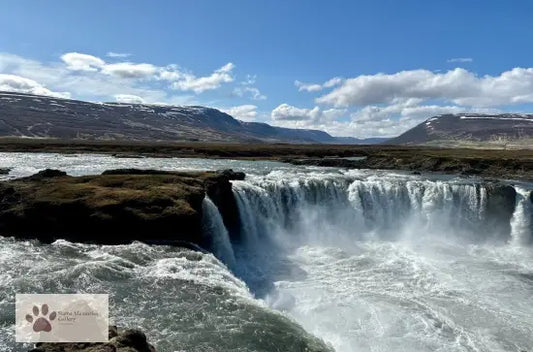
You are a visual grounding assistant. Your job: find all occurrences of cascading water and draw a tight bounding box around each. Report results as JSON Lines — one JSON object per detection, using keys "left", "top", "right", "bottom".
{"left": 0, "top": 153, "right": 531, "bottom": 352}
{"left": 224, "top": 173, "right": 533, "bottom": 352}
{"left": 201, "top": 195, "right": 236, "bottom": 268}
{"left": 231, "top": 176, "right": 504, "bottom": 247}
{"left": 510, "top": 187, "right": 532, "bottom": 246}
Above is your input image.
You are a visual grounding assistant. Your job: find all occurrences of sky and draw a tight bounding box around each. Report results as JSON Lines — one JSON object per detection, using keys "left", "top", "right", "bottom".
{"left": 1, "top": 0, "right": 533, "bottom": 138}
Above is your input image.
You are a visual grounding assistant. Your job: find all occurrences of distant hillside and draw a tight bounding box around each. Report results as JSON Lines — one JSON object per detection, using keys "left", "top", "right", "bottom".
{"left": 0, "top": 91, "right": 384, "bottom": 144}
{"left": 387, "top": 113, "right": 533, "bottom": 148}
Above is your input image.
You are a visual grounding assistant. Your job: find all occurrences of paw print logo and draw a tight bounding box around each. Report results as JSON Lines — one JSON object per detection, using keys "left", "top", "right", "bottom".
{"left": 25, "top": 304, "right": 57, "bottom": 332}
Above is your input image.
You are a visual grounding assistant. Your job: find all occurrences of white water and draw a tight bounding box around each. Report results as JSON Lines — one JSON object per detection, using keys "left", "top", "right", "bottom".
{"left": 202, "top": 196, "right": 236, "bottom": 268}
{"left": 0, "top": 153, "right": 531, "bottom": 352}
{"left": 229, "top": 172, "right": 533, "bottom": 352}
{"left": 510, "top": 187, "right": 532, "bottom": 246}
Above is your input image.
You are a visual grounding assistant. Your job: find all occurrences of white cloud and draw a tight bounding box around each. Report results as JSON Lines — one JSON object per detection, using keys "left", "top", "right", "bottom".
{"left": 106, "top": 52, "right": 131, "bottom": 58}
{"left": 295, "top": 80, "right": 323, "bottom": 92}
{"left": 323, "top": 77, "right": 343, "bottom": 88}
{"left": 102, "top": 62, "right": 157, "bottom": 79}
{"left": 0, "top": 73, "right": 70, "bottom": 98}
{"left": 0, "top": 52, "right": 237, "bottom": 106}
{"left": 316, "top": 68, "right": 533, "bottom": 108}
{"left": 61, "top": 52, "right": 105, "bottom": 71}
{"left": 271, "top": 103, "right": 346, "bottom": 122}
{"left": 447, "top": 57, "right": 473, "bottom": 63}
{"left": 233, "top": 74, "right": 266, "bottom": 100}
{"left": 295, "top": 77, "right": 343, "bottom": 92}
{"left": 221, "top": 105, "right": 258, "bottom": 121}
{"left": 171, "top": 62, "right": 235, "bottom": 93}
{"left": 233, "top": 86, "right": 266, "bottom": 100}
{"left": 271, "top": 98, "right": 503, "bottom": 138}
{"left": 114, "top": 94, "right": 145, "bottom": 104}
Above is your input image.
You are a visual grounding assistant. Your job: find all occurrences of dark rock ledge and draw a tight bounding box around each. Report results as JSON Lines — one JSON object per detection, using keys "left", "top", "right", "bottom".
{"left": 0, "top": 168, "right": 244, "bottom": 246}
{"left": 30, "top": 326, "right": 156, "bottom": 352}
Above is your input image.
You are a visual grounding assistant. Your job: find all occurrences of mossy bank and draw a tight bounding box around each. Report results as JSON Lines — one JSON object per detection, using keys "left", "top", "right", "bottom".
{"left": 0, "top": 168, "right": 244, "bottom": 246}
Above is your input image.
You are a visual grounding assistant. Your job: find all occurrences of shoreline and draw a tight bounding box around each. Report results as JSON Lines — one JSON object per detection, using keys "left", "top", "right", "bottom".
{"left": 0, "top": 139, "right": 531, "bottom": 181}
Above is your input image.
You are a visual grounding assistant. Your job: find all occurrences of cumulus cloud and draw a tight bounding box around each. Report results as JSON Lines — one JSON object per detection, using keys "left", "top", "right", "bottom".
{"left": 271, "top": 103, "right": 345, "bottom": 122}
{"left": 0, "top": 52, "right": 240, "bottom": 108}
{"left": 61, "top": 52, "right": 105, "bottom": 71}
{"left": 102, "top": 62, "right": 157, "bottom": 79}
{"left": 171, "top": 63, "right": 235, "bottom": 93}
{"left": 221, "top": 105, "right": 258, "bottom": 121}
{"left": 0, "top": 73, "right": 70, "bottom": 98}
{"left": 447, "top": 57, "right": 473, "bottom": 63}
{"left": 106, "top": 52, "right": 131, "bottom": 58}
{"left": 114, "top": 94, "right": 145, "bottom": 104}
{"left": 295, "top": 77, "right": 343, "bottom": 92}
{"left": 0, "top": 53, "right": 199, "bottom": 106}
{"left": 295, "top": 81, "right": 323, "bottom": 92}
{"left": 272, "top": 98, "right": 502, "bottom": 138}
{"left": 58, "top": 52, "right": 236, "bottom": 92}
{"left": 316, "top": 68, "right": 533, "bottom": 108}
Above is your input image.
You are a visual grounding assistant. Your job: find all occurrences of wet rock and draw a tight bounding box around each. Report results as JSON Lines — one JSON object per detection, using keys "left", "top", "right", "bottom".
{"left": 216, "top": 169, "right": 245, "bottom": 180}
{"left": 0, "top": 167, "right": 10, "bottom": 175}
{"left": 25, "top": 169, "right": 67, "bottom": 180}
{"left": 29, "top": 327, "right": 156, "bottom": 352}
{"left": 484, "top": 183, "right": 517, "bottom": 241}
{"left": 110, "top": 329, "right": 154, "bottom": 352}
{"left": 204, "top": 170, "right": 243, "bottom": 242}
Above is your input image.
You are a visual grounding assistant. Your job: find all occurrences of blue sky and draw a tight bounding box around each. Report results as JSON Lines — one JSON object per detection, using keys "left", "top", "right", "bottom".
{"left": 1, "top": 0, "right": 533, "bottom": 137}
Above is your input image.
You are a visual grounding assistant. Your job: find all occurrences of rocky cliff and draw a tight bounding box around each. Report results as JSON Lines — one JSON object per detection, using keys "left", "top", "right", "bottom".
{"left": 0, "top": 168, "right": 243, "bottom": 246}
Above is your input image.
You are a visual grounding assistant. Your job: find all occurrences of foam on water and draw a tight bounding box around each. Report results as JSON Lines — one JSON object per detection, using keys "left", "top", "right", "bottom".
{"left": 0, "top": 153, "right": 532, "bottom": 352}
{"left": 202, "top": 196, "right": 236, "bottom": 268}
{"left": 510, "top": 187, "right": 532, "bottom": 246}
{"left": 230, "top": 172, "right": 533, "bottom": 352}
{"left": 0, "top": 238, "right": 331, "bottom": 352}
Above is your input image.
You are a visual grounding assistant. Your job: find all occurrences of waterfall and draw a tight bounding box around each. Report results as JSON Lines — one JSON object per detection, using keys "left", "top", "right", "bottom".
{"left": 201, "top": 195, "right": 236, "bottom": 268}
{"left": 510, "top": 187, "right": 532, "bottom": 246}
{"left": 202, "top": 174, "right": 532, "bottom": 285}
{"left": 231, "top": 177, "right": 509, "bottom": 247}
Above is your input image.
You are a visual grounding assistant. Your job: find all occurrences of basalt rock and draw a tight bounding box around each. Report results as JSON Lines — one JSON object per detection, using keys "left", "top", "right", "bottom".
{"left": 484, "top": 183, "right": 517, "bottom": 241}
{"left": 30, "top": 327, "right": 156, "bottom": 352}
{"left": 0, "top": 169, "right": 243, "bottom": 245}
{"left": 216, "top": 169, "right": 245, "bottom": 180}
{"left": 25, "top": 169, "right": 68, "bottom": 180}
{"left": 204, "top": 169, "right": 243, "bottom": 242}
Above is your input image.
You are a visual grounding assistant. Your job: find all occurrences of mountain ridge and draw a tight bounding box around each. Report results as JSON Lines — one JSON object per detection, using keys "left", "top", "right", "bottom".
{"left": 0, "top": 91, "right": 385, "bottom": 144}
{"left": 387, "top": 113, "right": 533, "bottom": 148}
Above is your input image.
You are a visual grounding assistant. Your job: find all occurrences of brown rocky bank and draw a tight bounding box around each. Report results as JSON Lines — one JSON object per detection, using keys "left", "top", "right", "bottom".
{"left": 0, "top": 168, "right": 243, "bottom": 246}
{"left": 30, "top": 326, "right": 156, "bottom": 352}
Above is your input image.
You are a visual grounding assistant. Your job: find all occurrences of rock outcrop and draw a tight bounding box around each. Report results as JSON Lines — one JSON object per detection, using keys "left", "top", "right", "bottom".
{"left": 204, "top": 169, "right": 244, "bottom": 241}
{"left": 484, "top": 183, "right": 517, "bottom": 241}
{"left": 0, "top": 169, "right": 242, "bottom": 245}
{"left": 29, "top": 327, "right": 156, "bottom": 352}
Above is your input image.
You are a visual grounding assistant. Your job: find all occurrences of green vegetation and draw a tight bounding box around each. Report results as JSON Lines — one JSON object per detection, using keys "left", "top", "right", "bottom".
{"left": 0, "top": 169, "right": 227, "bottom": 244}
{"left": 0, "top": 138, "right": 530, "bottom": 180}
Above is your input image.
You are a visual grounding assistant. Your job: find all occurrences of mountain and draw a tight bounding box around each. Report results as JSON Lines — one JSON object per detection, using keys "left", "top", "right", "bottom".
{"left": 387, "top": 113, "right": 533, "bottom": 148}
{"left": 0, "top": 91, "right": 385, "bottom": 144}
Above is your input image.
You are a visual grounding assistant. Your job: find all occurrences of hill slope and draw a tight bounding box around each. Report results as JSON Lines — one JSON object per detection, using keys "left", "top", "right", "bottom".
{"left": 387, "top": 113, "right": 533, "bottom": 148}
{"left": 0, "top": 91, "right": 383, "bottom": 144}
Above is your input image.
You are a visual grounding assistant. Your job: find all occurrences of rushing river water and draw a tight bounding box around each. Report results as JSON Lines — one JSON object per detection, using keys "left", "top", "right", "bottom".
{"left": 0, "top": 153, "right": 532, "bottom": 352}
